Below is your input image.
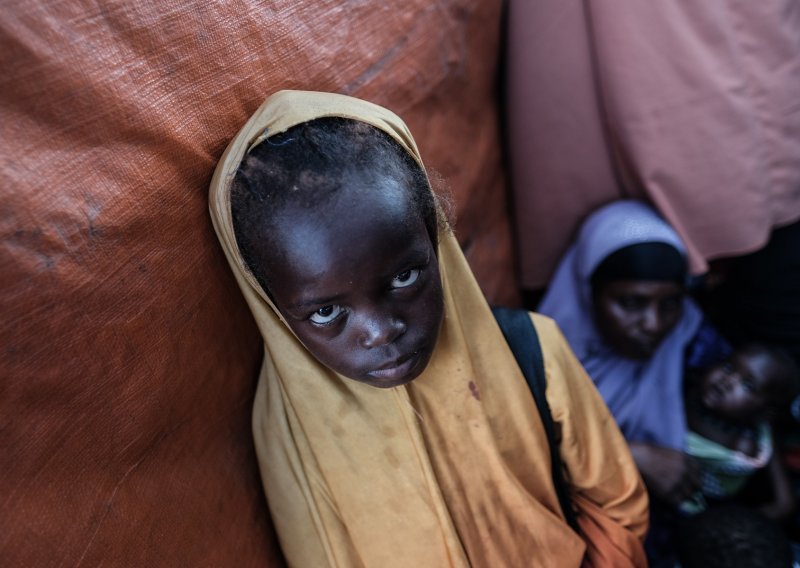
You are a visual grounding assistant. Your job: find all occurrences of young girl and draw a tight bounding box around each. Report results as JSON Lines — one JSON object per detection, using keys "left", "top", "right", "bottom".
{"left": 683, "top": 343, "right": 800, "bottom": 520}
{"left": 208, "top": 90, "right": 648, "bottom": 567}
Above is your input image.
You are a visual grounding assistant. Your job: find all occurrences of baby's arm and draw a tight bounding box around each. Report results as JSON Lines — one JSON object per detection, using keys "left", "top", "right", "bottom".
{"left": 531, "top": 314, "right": 649, "bottom": 540}
{"left": 758, "top": 445, "right": 795, "bottom": 522}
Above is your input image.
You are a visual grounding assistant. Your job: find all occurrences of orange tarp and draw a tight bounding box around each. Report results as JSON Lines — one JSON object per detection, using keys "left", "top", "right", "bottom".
{"left": 0, "top": 1, "right": 512, "bottom": 564}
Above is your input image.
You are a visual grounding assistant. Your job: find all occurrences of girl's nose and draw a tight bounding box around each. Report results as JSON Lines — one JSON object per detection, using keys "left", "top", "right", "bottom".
{"left": 358, "top": 312, "right": 406, "bottom": 349}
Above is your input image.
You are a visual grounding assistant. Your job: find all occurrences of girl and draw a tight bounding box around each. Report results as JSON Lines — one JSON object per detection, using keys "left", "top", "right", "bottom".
{"left": 209, "top": 90, "right": 648, "bottom": 567}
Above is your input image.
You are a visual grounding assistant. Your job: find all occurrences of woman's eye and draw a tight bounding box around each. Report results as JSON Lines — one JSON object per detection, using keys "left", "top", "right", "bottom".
{"left": 309, "top": 305, "right": 343, "bottom": 325}
{"left": 617, "top": 296, "right": 644, "bottom": 311}
{"left": 660, "top": 295, "right": 683, "bottom": 312}
{"left": 391, "top": 268, "right": 420, "bottom": 289}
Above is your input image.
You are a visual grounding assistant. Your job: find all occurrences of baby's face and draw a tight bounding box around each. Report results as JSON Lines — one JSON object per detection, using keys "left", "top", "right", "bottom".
{"left": 258, "top": 173, "right": 444, "bottom": 388}
{"left": 700, "top": 349, "right": 779, "bottom": 421}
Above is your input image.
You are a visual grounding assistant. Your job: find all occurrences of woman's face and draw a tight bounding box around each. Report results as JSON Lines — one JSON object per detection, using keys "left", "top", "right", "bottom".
{"left": 592, "top": 280, "right": 684, "bottom": 360}
{"left": 253, "top": 172, "right": 444, "bottom": 388}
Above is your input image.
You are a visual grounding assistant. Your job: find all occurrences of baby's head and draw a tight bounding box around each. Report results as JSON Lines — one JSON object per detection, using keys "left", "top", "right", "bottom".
{"left": 230, "top": 117, "right": 445, "bottom": 388}
{"left": 699, "top": 342, "right": 800, "bottom": 423}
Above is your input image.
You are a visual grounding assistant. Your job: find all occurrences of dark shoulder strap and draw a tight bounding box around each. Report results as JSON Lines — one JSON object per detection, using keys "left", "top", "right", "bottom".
{"left": 491, "top": 307, "right": 580, "bottom": 532}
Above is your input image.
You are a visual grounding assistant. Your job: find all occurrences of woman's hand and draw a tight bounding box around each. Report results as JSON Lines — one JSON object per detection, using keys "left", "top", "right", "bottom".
{"left": 629, "top": 443, "right": 700, "bottom": 507}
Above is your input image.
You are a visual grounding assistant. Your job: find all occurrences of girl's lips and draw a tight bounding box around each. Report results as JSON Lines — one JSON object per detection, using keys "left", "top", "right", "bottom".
{"left": 367, "top": 351, "right": 422, "bottom": 383}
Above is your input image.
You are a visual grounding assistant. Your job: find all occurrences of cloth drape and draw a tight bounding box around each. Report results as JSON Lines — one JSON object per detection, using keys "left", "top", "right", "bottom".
{"left": 209, "top": 90, "right": 647, "bottom": 567}
{"left": 539, "top": 200, "right": 702, "bottom": 450}
{"left": 506, "top": 0, "right": 800, "bottom": 288}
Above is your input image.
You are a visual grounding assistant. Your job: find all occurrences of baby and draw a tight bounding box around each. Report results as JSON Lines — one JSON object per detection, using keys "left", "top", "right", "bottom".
{"left": 683, "top": 343, "right": 800, "bottom": 520}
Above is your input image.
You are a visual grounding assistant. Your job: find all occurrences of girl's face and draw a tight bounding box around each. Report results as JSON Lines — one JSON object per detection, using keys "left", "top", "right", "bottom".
{"left": 700, "top": 349, "right": 780, "bottom": 421}
{"left": 592, "top": 280, "right": 684, "bottom": 360}
{"left": 256, "top": 173, "right": 444, "bottom": 388}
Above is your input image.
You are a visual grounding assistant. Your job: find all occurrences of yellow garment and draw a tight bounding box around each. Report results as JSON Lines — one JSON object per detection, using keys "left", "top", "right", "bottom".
{"left": 209, "top": 90, "right": 648, "bottom": 567}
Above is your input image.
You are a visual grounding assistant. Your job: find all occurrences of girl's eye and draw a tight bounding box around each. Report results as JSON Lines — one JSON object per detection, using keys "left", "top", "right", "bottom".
{"left": 309, "top": 305, "right": 343, "bottom": 325}
{"left": 391, "top": 268, "right": 420, "bottom": 289}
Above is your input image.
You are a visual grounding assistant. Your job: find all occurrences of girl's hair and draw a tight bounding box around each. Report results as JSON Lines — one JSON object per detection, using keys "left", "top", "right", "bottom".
{"left": 230, "top": 117, "right": 446, "bottom": 293}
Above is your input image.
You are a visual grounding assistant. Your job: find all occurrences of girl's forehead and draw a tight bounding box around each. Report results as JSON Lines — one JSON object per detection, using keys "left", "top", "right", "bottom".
{"left": 271, "top": 181, "right": 424, "bottom": 256}
{"left": 262, "top": 190, "right": 435, "bottom": 307}
{"left": 286, "top": 174, "right": 416, "bottom": 226}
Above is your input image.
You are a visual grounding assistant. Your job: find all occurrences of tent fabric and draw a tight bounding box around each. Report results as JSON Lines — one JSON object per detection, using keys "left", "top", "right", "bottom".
{"left": 506, "top": 0, "right": 800, "bottom": 289}
{"left": 0, "top": 0, "right": 512, "bottom": 564}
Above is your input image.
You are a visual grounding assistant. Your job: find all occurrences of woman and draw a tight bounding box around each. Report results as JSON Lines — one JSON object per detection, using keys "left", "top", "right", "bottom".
{"left": 539, "top": 200, "right": 704, "bottom": 507}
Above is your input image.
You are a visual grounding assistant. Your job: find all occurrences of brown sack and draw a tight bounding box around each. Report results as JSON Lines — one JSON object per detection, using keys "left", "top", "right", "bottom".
{"left": 0, "top": 0, "right": 512, "bottom": 565}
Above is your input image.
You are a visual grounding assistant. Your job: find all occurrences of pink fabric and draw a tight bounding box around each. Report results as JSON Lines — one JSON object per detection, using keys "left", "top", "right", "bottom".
{"left": 506, "top": 0, "right": 800, "bottom": 289}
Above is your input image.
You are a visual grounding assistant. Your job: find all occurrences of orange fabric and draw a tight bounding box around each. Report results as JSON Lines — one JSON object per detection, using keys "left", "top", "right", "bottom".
{"left": 0, "top": 0, "right": 513, "bottom": 565}
{"left": 574, "top": 495, "right": 648, "bottom": 568}
{"left": 543, "top": 319, "right": 650, "bottom": 568}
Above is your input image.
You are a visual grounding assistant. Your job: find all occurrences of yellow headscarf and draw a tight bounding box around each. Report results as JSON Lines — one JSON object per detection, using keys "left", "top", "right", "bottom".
{"left": 209, "top": 91, "right": 646, "bottom": 567}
